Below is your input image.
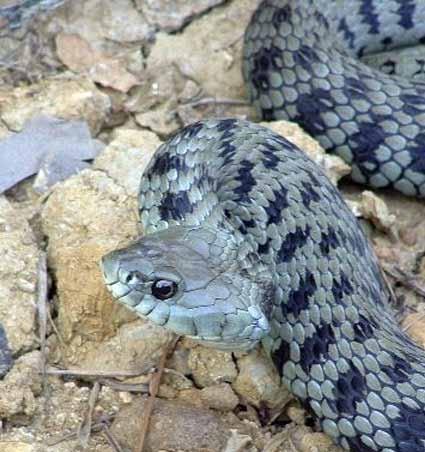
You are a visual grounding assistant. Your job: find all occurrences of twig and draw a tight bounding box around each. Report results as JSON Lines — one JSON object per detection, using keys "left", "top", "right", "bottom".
{"left": 47, "top": 417, "right": 113, "bottom": 446}
{"left": 183, "top": 97, "right": 249, "bottom": 108}
{"left": 98, "top": 378, "right": 148, "bottom": 393}
{"left": 37, "top": 252, "right": 48, "bottom": 381}
{"left": 43, "top": 366, "right": 152, "bottom": 378}
{"left": 135, "top": 337, "right": 179, "bottom": 452}
{"left": 102, "top": 424, "right": 125, "bottom": 452}
{"left": 78, "top": 381, "right": 100, "bottom": 447}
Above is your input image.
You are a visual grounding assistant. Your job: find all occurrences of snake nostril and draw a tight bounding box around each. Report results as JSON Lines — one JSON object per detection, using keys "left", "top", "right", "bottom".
{"left": 100, "top": 255, "right": 120, "bottom": 284}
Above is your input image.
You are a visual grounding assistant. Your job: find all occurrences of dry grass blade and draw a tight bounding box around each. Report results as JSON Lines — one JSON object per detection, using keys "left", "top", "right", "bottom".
{"left": 135, "top": 337, "right": 179, "bottom": 452}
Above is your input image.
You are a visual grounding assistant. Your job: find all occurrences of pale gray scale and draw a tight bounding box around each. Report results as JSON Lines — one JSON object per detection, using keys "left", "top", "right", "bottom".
{"left": 374, "top": 430, "right": 396, "bottom": 448}
{"left": 292, "top": 379, "right": 307, "bottom": 399}
{"left": 322, "top": 419, "right": 340, "bottom": 439}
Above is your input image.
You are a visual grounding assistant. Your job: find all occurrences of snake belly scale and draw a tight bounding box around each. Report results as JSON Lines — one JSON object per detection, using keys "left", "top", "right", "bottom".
{"left": 101, "top": 1, "right": 425, "bottom": 451}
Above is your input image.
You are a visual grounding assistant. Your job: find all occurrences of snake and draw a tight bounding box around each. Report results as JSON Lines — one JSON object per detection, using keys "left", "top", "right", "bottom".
{"left": 100, "top": 1, "right": 425, "bottom": 451}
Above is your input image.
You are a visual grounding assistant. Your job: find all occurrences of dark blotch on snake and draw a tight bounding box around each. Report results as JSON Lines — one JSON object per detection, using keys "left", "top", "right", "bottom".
{"left": 334, "top": 362, "right": 367, "bottom": 416}
{"left": 265, "top": 188, "right": 289, "bottom": 225}
{"left": 159, "top": 192, "right": 193, "bottom": 221}
{"left": 381, "top": 353, "right": 414, "bottom": 384}
{"left": 299, "top": 322, "right": 339, "bottom": 373}
{"left": 282, "top": 270, "right": 317, "bottom": 318}
{"left": 392, "top": 402, "right": 425, "bottom": 451}
{"left": 277, "top": 225, "right": 311, "bottom": 263}
{"left": 397, "top": 0, "right": 416, "bottom": 30}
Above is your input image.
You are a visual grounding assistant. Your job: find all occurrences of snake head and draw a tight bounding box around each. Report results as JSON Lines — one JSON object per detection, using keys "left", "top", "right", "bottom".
{"left": 101, "top": 226, "right": 272, "bottom": 351}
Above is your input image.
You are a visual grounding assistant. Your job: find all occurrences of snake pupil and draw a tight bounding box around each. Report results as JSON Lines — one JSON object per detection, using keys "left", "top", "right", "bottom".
{"left": 152, "top": 279, "right": 177, "bottom": 300}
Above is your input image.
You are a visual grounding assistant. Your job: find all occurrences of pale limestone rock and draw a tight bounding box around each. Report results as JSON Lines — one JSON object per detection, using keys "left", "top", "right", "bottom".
{"left": 200, "top": 383, "right": 240, "bottom": 411}
{"left": 146, "top": 0, "right": 262, "bottom": 100}
{"left": 41, "top": 170, "right": 137, "bottom": 364}
{"left": 1, "top": 443, "right": 36, "bottom": 452}
{"left": 0, "top": 196, "right": 39, "bottom": 354}
{"left": 111, "top": 398, "right": 234, "bottom": 452}
{"left": 55, "top": 33, "right": 140, "bottom": 93}
{"left": 188, "top": 346, "right": 238, "bottom": 388}
{"left": 40, "top": 127, "right": 169, "bottom": 368}
{"left": 136, "top": 0, "right": 227, "bottom": 32}
{"left": 93, "top": 128, "right": 161, "bottom": 196}
{"left": 0, "top": 351, "right": 42, "bottom": 419}
{"left": 45, "top": 0, "right": 153, "bottom": 50}
{"left": 79, "top": 320, "right": 173, "bottom": 373}
{"left": 0, "top": 76, "right": 110, "bottom": 134}
{"left": 233, "top": 348, "right": 290, "bottom": 408}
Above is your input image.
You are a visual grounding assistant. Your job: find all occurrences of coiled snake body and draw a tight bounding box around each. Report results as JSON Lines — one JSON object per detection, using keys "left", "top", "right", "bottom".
{"left": 101, "top": 1, "right": 425, "bottom": 451}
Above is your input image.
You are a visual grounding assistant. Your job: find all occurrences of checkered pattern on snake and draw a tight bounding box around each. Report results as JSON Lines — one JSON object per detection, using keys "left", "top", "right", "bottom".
{"left": 243, "top": 0, "right": 425, "bottom": 197}
{"left": 101, "top": 1, "right": 425, "bottom": 451}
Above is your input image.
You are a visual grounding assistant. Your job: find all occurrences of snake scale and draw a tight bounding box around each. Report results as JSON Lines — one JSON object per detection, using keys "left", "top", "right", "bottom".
{"left": 101, "top": 1, "right": 425, "bottom": 451}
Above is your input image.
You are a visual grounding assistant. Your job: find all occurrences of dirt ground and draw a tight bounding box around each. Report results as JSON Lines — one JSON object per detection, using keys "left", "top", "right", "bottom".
{"left": 1, "top": 1, "right": 425, "bottom": 451}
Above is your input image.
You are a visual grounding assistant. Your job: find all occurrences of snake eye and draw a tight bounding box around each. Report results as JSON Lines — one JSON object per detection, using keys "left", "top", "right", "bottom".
{"left": 151, "top": 279, "right": 178, "bottom": 300}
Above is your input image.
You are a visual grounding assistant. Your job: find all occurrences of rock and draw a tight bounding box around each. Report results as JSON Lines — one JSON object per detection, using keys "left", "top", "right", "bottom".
{"left": 93, "top": 128, "right": 161, "bottom": 196}
{"left": 41, "top": 127, "right": 166, "bottom": 367}
{"left": 358, "top": 191, "right": 397, "bottom": 235}
{"left": 0, "top": 115, "right": 103, "bottom": 194}
{"left": 146, "top": 0, "right": 261, "bottom": 101}
{"left": 135, "top": 106, "right": 180, "bottom": 136}
{"left": 233, "top": 348, "right": 290, "bottom": 408}
{"left": 263, "top": 424, "right": 342, "bottom": 452}
{"left": 41, "top": 181, "right": 134, "bottom": 357}
{"left": 45, "top": 0, "right": 153, "bottom": 50}
{"left": 0, "top": 76, "right": 110, "bottom": 134}
{"left": 200, "top": 383, "right": 240, "bottom": 411}
{"left": 136, "top": 0, "right": 227, "bottom": 32}
{"left": 41, "top": 169, "right": 137, "bottom": 362}
{"left": 0, "top": 196, "right": 39, "bottom": 355}
{"left": 165, "top": 341, "right": 192, "bottom": 376}
{"left": 402, "top": 313, "right": 425, "bottom": 347}
{"left": 111, "top": 398, "right": 235, "bottom": 452}
{"left": 0, "top": 443, "right": 36, "bottom": 452}
{"left": 55, "top": 33, "right": 140, "bottom": 93}
{"left": 261, "top": 120, "right": 351, "bottom": 185}
{"left": 188, "top": 346, "right": 238, "bottom": 388}
{"left": 0, "top": 351, "right": 42, "bottom": 419}
{"left": 79, "top": 320, "right": 173, "bottom": 373}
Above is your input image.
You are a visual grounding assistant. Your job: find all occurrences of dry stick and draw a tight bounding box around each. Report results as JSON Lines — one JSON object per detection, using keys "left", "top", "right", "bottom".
{"left": 135, "top": 337, "right": 179, "bottom": 452}
{"left": 78, "top": 381, "right": 101, "bottom": 447}
{"left": 37, "top": 252, "right": 48, "bottom": 383}
{"left": 47, "top": 419, "right": 112, "bottom": 446}
{"left": 184, "top": 97, "right": 249, "bottom": 108}
{"left": 102, "top": 424, "right": 125, "bottom": 452}
{"left": 44, "top": 366, "right": 152, "bottom": 378}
